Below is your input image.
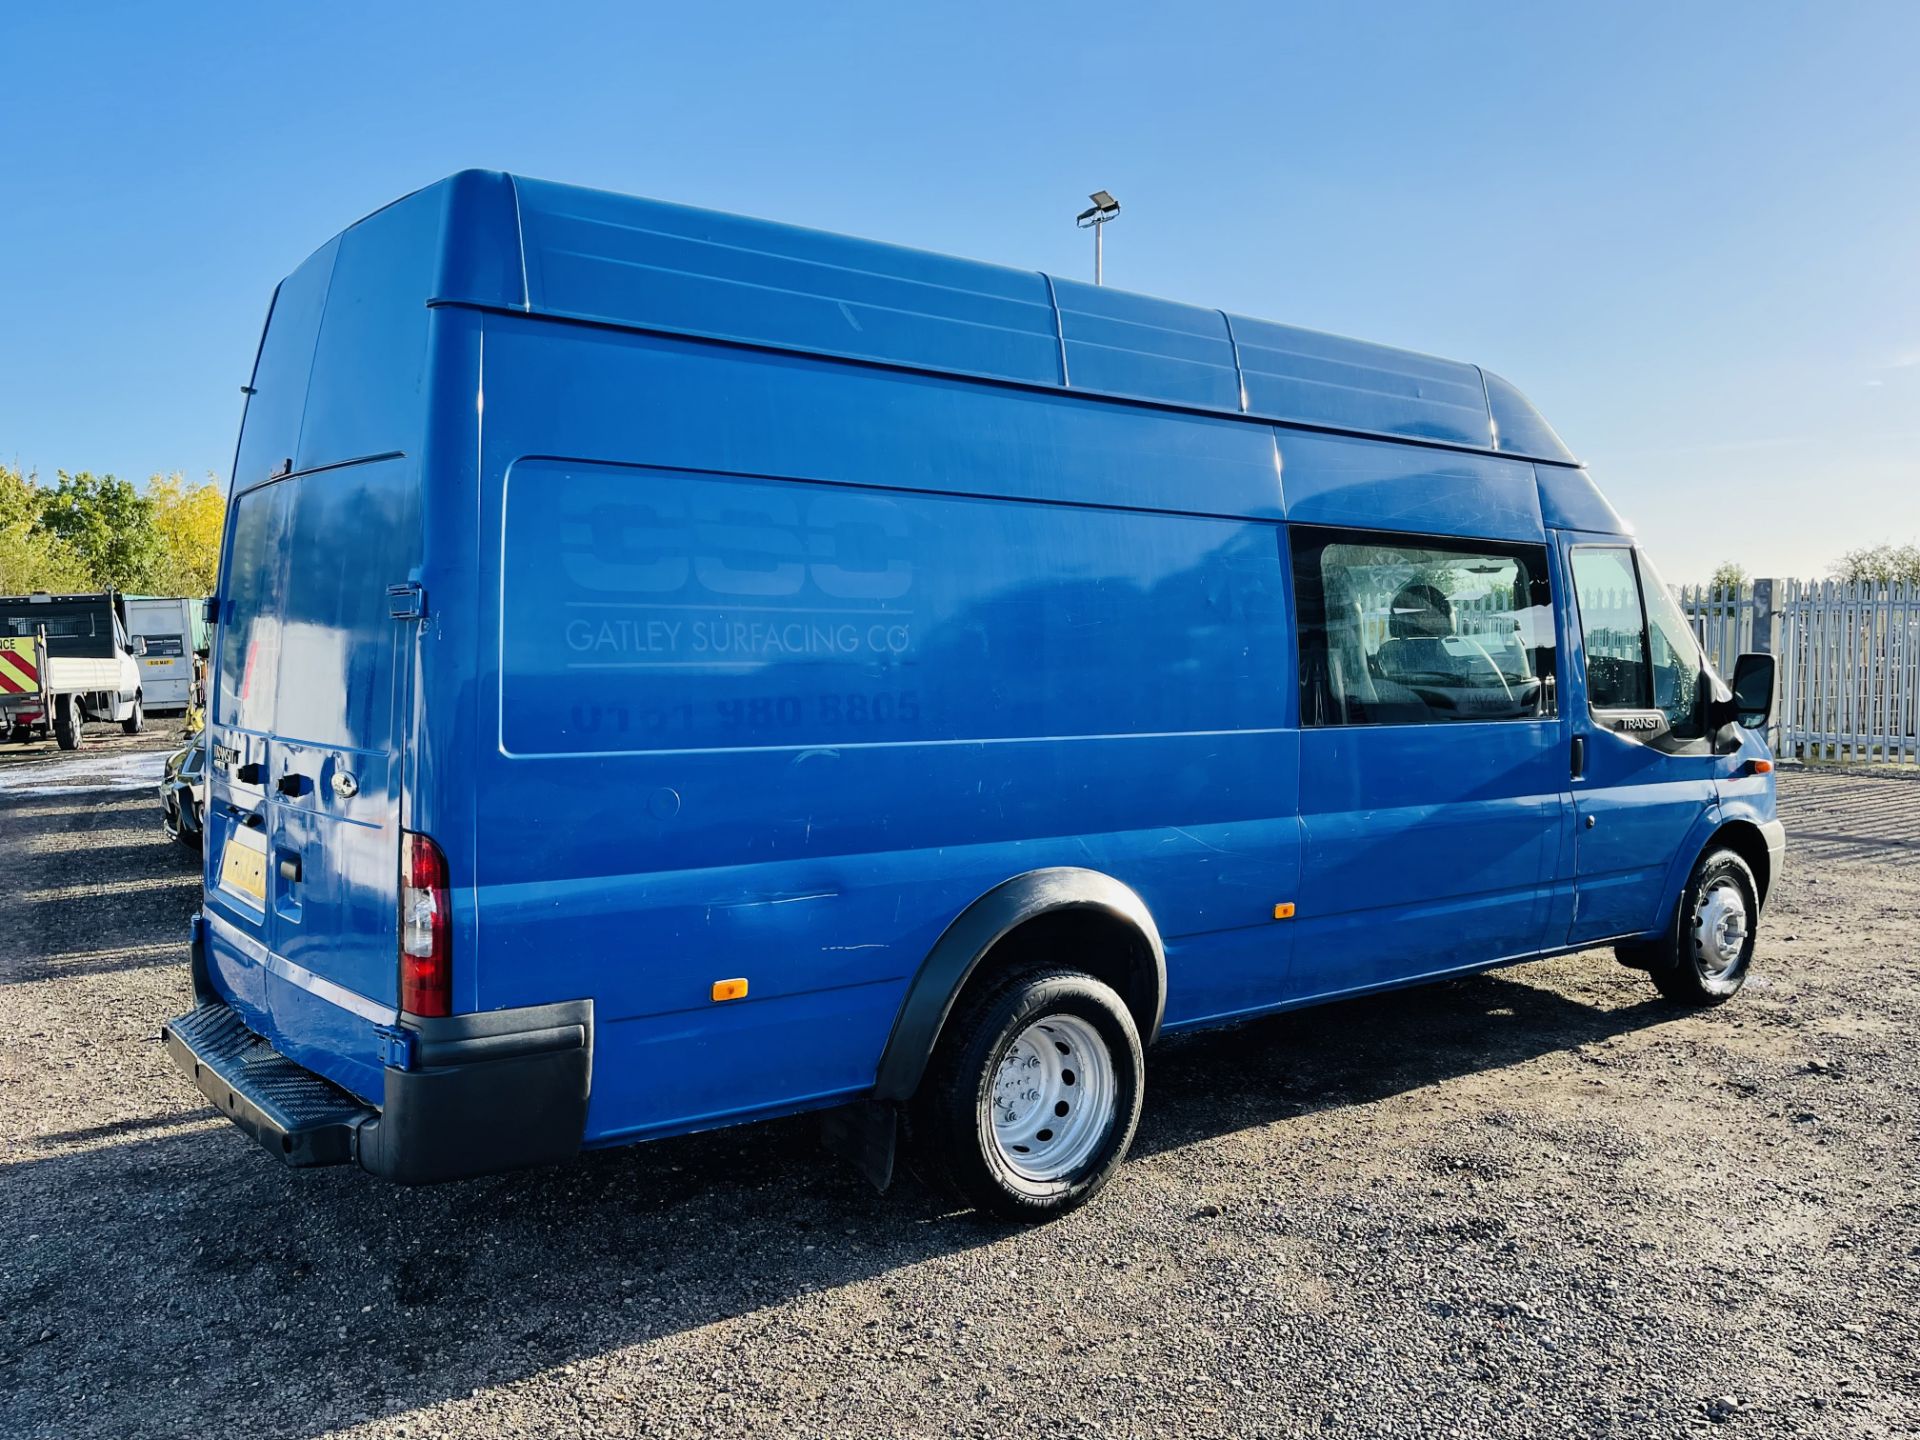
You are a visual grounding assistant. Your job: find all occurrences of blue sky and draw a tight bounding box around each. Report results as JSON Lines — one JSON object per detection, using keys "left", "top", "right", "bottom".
{"left": 3, "top": 2, "right": 1915, "bottom": 581}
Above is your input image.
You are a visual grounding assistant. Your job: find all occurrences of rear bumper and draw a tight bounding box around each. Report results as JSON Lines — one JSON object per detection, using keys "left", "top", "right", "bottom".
{"left": 163, "top": 975, "right": 593, "bottom": 1185}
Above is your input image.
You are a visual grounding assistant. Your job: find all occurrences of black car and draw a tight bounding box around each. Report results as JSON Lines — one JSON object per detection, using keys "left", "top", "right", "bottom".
{"left": 159, "top": 738, "right": 207, "bottom": 848}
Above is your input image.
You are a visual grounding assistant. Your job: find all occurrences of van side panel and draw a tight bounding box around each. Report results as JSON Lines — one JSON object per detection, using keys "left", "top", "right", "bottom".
{"left": 470, "top": 314, "right": 1303, "bottom": 1141}
{"left": 1275, "top": 431, "right": 1545, "bottom": 542}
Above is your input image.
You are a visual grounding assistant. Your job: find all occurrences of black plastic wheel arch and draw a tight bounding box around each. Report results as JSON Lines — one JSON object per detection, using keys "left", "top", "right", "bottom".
{"left": 871, "top": 867, "right": 1165, "bottom": 1107}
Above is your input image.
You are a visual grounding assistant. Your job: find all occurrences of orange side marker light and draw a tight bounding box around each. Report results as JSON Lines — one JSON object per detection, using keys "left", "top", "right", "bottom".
{"left": 1272, "top": 902, "right": 1296, "bottom": 920}
{"left": 1751, "top": 759, "right": 1774, "bottom": 775}
{"left": 711, "top": 978, "right": 749, "bottom": 1002}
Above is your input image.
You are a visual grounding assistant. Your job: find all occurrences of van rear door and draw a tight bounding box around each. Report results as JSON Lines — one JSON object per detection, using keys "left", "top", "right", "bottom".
{"left": 126, "top": 599, "right": 193, "bottom": 709}
{"left": 204, "top": 243, "right": 420, "bottom": 1095}
{"left": 205, "top": 461, "right": 418, "bottom": 1085}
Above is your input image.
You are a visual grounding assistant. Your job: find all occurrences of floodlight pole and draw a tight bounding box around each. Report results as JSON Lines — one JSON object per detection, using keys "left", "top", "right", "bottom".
{"left": 1075, "top": 191, "right": 1120, "bottom": 286}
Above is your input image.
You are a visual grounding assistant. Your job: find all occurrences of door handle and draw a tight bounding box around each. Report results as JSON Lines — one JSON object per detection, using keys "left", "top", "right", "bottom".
{"left": 278, "top": 854, "right": 302, "bottom": 883}
{"left": 1570, "top": 735, "right": 1586, "bottom": 781}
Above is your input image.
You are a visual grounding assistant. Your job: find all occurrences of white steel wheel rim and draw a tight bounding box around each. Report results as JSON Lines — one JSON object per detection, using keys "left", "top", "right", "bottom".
{"left": 1694, "top": 877, "right": 1750, "bottom": 977}
{"left": 983, "top": 1013, "right": 1117, "bottom": 1185}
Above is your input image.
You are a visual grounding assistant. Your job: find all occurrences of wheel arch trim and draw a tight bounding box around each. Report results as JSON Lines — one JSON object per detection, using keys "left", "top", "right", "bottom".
{"left": 871, "top": 867, "right": 1166, "bottom": 1105}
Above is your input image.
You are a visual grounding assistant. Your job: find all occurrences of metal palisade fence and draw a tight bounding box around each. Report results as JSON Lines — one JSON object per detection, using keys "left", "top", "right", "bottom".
{"left": 1679, "top": 580, "right": 1920, "bottom": 763}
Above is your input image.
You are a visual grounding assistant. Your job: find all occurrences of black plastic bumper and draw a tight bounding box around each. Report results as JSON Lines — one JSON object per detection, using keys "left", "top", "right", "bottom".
{"left": 161, "top": 993, "right": 593, "bottom": 1185}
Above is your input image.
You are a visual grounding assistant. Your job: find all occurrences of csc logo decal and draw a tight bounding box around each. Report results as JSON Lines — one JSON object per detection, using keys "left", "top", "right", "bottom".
{"left": 557, "top": 483, "right": 912, "bottom": 602}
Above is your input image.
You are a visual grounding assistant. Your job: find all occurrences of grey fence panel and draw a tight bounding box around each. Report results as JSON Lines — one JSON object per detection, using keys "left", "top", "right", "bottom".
{"left": 1680, "top": 578, "right": 1918, "bottom": 763}
{"left": 1768, "top": 578, "right": 1920, "bottom": 762}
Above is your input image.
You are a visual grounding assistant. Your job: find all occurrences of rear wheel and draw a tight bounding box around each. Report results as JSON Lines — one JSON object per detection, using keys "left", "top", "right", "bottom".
{"left": 122, "top": 696, "right": 143, "bottom": 735}
{"left": 1645, "top": 848, "right": 1759, "bottom": 1006}
{"left": 5, "top": 724, "right": 28, "bottom": 745}
{"left": 53, "top": 695, "right": 84, "bottom": 750}
{"left": 910, "top": 967, "right": 1143, "bottom": 1221}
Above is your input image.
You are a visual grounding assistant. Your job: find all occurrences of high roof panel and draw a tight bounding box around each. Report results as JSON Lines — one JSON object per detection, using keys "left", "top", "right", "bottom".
{"left": 387, "top": 170, "right": 1576, "bottom": 465}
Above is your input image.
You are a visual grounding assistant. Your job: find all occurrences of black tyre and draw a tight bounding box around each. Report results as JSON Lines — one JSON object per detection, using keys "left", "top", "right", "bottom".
{"left": 910, "top": 967, "right": 1143, "bottom": 1222}
{"left": 1645, "top": 847, "right": 1760, "bottom": 1006}
{"left": 5, "top": 724, "right": 28, "bottom": 745}
{"left": 122, "top": 696, "right": 143, "bottom": 735}
{"left": 53, "top": 695, "right": 83, "bottom": 751}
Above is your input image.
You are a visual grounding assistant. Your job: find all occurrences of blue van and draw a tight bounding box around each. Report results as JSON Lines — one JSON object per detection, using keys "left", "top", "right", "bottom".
{"left": 163, "top": 171, "right": 1784, "bottom": 1219}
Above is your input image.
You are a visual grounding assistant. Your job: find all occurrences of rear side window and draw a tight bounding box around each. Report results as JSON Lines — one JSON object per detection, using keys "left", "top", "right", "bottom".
{"left": 215, "top": 482, "right": 291, "bottom": 732}
{"left": 1291, "top": 527, "right": 1557, "bottom": 726}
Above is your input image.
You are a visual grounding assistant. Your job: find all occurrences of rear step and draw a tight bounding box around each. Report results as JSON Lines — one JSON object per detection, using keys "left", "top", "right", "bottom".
{"left": 162, "top": 1002, "right": 372, "bottom": 1166}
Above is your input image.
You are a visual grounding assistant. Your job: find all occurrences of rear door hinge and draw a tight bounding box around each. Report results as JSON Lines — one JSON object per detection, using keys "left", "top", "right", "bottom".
{"left": 386, "top": 582, "right": 425, "bottom": 620}
{"left": 374, "top": 1022, "right": 415, "bottom": 1070}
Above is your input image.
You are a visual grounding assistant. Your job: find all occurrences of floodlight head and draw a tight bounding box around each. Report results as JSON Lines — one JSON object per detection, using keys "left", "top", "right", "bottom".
{"left": 1089, "top": 190, "right": 1118, "bottom": 211}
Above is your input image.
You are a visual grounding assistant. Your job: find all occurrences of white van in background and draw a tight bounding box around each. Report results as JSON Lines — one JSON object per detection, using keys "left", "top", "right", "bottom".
{"left": 124, "top": 595, "right": 208, "bottom": 713}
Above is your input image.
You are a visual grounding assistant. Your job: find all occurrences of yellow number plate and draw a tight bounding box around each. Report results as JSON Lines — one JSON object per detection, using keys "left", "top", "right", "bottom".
{"left": 220, "top": 834, "right": 268, "bottom": 904}
{"left": 144, "top": 657, "right": 171, "bottom": 667}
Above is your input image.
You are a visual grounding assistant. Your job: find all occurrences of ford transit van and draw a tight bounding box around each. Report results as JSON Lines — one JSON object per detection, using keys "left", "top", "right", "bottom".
{"left": 163, "top": 172, "right": 1784, "bottom": 1219}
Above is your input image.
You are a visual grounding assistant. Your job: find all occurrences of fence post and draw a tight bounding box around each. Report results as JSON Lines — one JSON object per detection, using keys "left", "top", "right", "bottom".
{"left": 1750, "top": 579, "right": 1778, "bottom": 751}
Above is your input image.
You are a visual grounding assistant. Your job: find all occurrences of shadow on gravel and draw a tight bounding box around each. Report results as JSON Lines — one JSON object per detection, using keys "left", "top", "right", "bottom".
{"left": 6, "top": 884, "right": 198, "bottom": 984}
{"left": 1778, "top": 766, "right": 1920, "bottom": 869}
{"left": 1136, "top": 973, "right": 1670, "bottom": 1160}
{"left": 0, "top": 963, "right": 1680, "bottom": 1440}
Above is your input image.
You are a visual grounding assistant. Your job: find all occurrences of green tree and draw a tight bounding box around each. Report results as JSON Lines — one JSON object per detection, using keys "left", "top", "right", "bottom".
{"left": 1708, "top": 561, "right": 1748, "bottom": 595}
{"left": 0, "top": 465, "right": 93, "bottom": 593}
{"left": 33, "top": 471, "right": 165, "bottom": 592}
{"left": 1833, "top": 543, "right": 1920, "bottom": 586}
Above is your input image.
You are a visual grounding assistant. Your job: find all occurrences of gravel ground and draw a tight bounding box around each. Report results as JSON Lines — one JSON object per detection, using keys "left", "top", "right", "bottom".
{"left": 2, "top": 737, "right": 1917, "bottom": 1440}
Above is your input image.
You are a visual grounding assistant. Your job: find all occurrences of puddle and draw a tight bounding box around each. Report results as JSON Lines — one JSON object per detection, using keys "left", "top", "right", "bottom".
{"left": 0, "top": 747, "right": 169, "bottom": 796}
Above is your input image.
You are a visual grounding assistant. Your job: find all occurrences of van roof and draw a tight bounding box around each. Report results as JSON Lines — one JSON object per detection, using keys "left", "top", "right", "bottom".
{"left": 333, "top": 169, "right": 1578, "bottom": 466}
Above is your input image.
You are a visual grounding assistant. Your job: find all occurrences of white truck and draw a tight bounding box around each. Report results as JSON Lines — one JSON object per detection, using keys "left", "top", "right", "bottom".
{"left": 0, "top": 591, "right": 148, "bottom": 749}
{"left": 123, "top": 595, "right": 208, "bottom": 714}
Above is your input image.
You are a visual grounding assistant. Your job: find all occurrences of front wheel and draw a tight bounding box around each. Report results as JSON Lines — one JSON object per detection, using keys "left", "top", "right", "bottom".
{"left": 910, "top": 967, "right": 1144, "bottom": 1221}
{"left": 1645, "top": 848, "right": 1760, "bottom": 1006}
{"left": 122, "top": 696, "right": 143, "bottom": 735}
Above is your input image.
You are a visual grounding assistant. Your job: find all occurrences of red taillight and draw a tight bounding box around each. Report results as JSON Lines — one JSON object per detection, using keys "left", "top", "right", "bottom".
{"left": 399, "top": 831, "right": 451, "bottom": 1017}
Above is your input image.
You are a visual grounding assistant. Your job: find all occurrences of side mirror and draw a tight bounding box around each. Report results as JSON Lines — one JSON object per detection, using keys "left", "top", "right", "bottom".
{"left": 1727, "top": 652, "right": 1775, "bottom": 730}
{"left": 201, "top": 597, "right": 218, "bottom": 626}
{"left": 131, "top": 636, "right": 147, "bottom": 657}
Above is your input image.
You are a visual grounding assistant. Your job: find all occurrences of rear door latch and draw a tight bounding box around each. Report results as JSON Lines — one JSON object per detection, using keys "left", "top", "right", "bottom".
{"left": 386, "top": 582, "right": 425, "bottom": 620}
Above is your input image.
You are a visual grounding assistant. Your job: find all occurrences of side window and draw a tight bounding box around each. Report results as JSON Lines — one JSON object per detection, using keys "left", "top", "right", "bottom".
{"left": 1292, "top": 528, "right": 1557, "bottom": 726}
{"left": 1570, "top": 547, "right": 1707, "bottom": 739}
{"left": 1636, "top": 551, "right": 1708, "bottom": 739}
{"left": 1571, "top": 547, "right": 1650, "bottom": 710}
